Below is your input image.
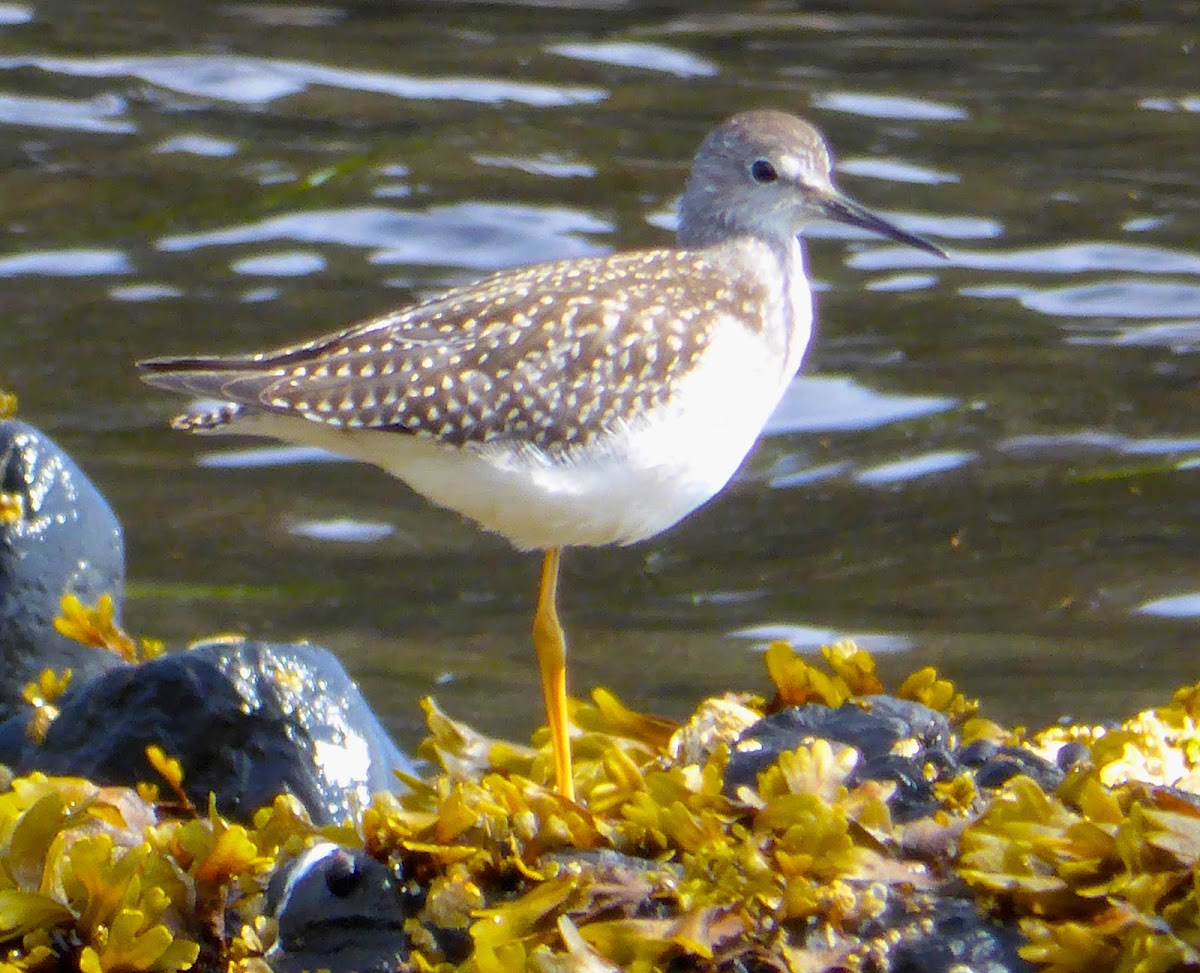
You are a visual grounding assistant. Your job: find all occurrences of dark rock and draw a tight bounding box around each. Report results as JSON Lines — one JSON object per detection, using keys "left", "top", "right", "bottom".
{"left": 14, "top": 638, "right": 417, "bottom": 823}
{"left": 725, "top": 698, "right": 953, "bottom": 821}
{"left": 972, "top": 746, "right": 1063, "bottom": 792}
{"left": 725, "top": 696, "right": 1075, "bottom": 824}
{"left": 1055, "top": 740, "right": 1090, "bottom": 771}
{"left": 857, "top": 897, "right": 1031, "bottom": 973}
{"left": 0, "top": 713, "right": 27, "bottom": 766}
{"left": 958, "top": 738, "right": 1001, "bottom": 767}
{"left": 851, "top": 752, "right": 941, "bottom": 821}
{"left": 0, "top": 420, "right": 125, "bottom": 721}
{"left": 265, "top": 841, "right": 410, "bottom": 973}
{"left": 727, "top": 698, "right": 952, "bottom": 782}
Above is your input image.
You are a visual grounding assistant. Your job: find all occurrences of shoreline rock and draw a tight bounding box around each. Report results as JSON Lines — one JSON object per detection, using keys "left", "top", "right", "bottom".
{"left": 0, "top": 419, "right": 125, "bottom": 722}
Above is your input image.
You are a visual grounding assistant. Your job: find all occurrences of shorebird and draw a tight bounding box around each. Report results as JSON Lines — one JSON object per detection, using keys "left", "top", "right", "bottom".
{"left": 139, "top": 110, "right": 945, "bottom": 802}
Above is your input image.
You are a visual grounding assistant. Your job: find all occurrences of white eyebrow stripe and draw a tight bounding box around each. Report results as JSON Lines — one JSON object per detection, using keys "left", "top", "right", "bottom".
{"left": 776, "top": 154, "right": 804, "bottom": 180}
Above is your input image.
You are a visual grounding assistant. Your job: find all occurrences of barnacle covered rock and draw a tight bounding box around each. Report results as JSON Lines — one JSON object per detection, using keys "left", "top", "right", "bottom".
{"left": 0, "top": 773, "right": 289, "bottom": 973}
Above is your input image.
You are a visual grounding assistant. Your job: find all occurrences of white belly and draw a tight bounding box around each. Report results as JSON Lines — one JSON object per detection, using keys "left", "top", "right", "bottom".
{"left": 206, "top": 313, "right": 805, "bottom": 551}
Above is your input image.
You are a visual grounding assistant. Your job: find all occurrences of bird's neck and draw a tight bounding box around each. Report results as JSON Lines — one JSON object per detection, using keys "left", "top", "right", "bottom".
{"left": 699, "top": 233, "right": 812, "bottom": 382}
{"left": 699, "top": 231, "right": 807, "bottom": 311}
{"left": 676, "top": 198, "right": 803, "bottom": 302}
{"left": 779, "top": 238, "right": 814, "bottom": 379}
{"left": 677, "top": 192, "right": 741, "bottom": 249}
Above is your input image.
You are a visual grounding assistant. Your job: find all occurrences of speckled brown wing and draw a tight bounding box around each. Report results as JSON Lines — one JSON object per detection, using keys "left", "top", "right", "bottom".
{"left": 139, "top": 248, "right": 768, "bottom": 451}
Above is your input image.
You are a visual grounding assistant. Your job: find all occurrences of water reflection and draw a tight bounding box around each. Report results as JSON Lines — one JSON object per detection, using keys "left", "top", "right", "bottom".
{"left": 852, "top": 243, "right": 1200, "bottom": 275}
{"left": 547, "top": 41, "right": 719, "bottom": 78}
{"left": 0, "top": 92, "right": 132, "bottom": 133}
{"left": 812, "top": 92, "right": 970, "bottom": 122}
{"left": 763, "top": 375, "right": 957, "bottom": 436}
{"left": 730, "top": 623, "right": 916, "bottom": 656}
{"left": 0, "top": 249, "right": 130, "bottom": 277}
{"left": 158, "top": 203, "right": 611, "bottom": 270}
{"left": 0, "top": 53, "right": 606, "bottom": 107}
{"left": 855, "top": 450, "right": 979, "bottom": 486}
{"left": 1019, "top": 281, "right": 1200, "bottom": 318}
{"left": 1138, "top": 595, "right": 1200, "bottom": 619}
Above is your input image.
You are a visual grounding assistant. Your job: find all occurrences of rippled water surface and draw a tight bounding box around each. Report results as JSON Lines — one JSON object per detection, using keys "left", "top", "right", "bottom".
{"left": 1, "top": 1, "right": 1198, "bottom": 747}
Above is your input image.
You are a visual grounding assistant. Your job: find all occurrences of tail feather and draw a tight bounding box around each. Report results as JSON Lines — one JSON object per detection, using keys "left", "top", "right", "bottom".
{"left": 139, "top": 360, "right": 285, "bottom": 405}
{"left": 136, "top": 321, "right": 366, "bottom": 374}
{"left": 138, "top": 357, "right": 266, "bottom": 433}
{"left": 170, "top": 402, "right": 247, "bottom": 433}
{"left": 138, "top": 353, "right": 239, "bottom": 372}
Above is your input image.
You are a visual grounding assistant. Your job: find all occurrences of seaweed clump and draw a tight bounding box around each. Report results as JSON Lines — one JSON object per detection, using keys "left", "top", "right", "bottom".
{"left": 362, "top": 643, "right": 995, "bottom": 972}
{"left": 0, "top": 600, "right": 333, "bottom": 973}
{"left": 0, "top": 388, "right": 21, "bottom": 526}
{"left": 3, "top": 605, "right": 1200, "bottom": 972}
{"left": 960, "top": 682, "right": 1200, "bottom": 971}
{"left": 0, "top": 773, "right": 323, "bottom": 973}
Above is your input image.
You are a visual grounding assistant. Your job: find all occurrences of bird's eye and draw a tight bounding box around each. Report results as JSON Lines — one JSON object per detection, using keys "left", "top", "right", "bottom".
{"left": 749, "top": 159, "right": 778, "bottom": 184}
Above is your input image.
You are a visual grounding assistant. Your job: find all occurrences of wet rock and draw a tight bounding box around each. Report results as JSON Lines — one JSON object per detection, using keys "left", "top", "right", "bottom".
{"left": 725, "top": 697, "right": 954, "bottom": 821}
{"left": 1055, "top": 739, "right": 1090, "bottom": 772}
{"left": 971, "top": 745, "right": 1063, "bottom": 792}
{"left": 0, "top": 420, "right": 125, "bottom": 721}
{"left": 852, "top": 750, "right": 945, "bottom": 821}
{"left": 725, "top": 696, "right": 1066, "bottom": 823}
{"left": 957, "top": 738, "right": 1001, "bottom": 767}
{"left": 265, "top": 842, "right": 411, "bottom": 973}
{"left": 13, "top": 638, "right": 416, "bottom": 823}
{"left": 727, "top": 697, "right": 952, "bottom": 782}
{"left": 961, "top": 736, "right": 1064, "bottom": 790}
{"left": 0, "top": 715, "right": 27, "bottom": 767}
{"left": 856, "top": 897, "right": 1031, "bottom": 973}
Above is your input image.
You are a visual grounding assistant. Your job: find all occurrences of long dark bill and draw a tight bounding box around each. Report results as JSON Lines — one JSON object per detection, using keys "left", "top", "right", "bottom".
{"left": 821, "top": 191, "right": 947, "bottom": 258}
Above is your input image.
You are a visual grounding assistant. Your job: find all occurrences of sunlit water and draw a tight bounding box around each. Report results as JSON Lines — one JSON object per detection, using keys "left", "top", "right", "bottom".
{"left": 0, "top": 2, "right": 1197, "bottom": 749}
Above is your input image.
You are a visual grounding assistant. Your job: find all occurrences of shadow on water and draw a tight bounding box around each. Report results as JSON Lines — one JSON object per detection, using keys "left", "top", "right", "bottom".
{"left": 0, "top": 1, "right": 1197, "bottom": 748}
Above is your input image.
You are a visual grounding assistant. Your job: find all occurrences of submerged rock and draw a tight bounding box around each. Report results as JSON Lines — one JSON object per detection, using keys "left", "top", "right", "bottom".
{"left": 11, "top": 638, "right": 417, "bottom": 823}
{"left": 0, "top": 419, "right": 125, "bottom": 721}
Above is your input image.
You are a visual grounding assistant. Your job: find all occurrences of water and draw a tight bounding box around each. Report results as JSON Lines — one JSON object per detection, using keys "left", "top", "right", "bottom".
{"left": 0, "top": 2, "right": 1197, "bottom": 750}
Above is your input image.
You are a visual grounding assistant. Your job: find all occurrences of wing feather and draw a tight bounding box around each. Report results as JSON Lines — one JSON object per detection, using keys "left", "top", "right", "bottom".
{"left": 138, "top": 248, "right": 767, "bottom": 450}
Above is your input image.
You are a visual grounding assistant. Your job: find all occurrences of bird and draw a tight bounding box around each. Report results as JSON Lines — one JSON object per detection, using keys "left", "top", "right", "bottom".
{"left": 138, "top": 110, "right": 946, "bottom": 803}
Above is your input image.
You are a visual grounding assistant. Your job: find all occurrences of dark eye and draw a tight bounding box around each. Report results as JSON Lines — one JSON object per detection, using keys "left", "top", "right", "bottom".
{"left": 749, "top": 159, "right": 778, "bottom": 184}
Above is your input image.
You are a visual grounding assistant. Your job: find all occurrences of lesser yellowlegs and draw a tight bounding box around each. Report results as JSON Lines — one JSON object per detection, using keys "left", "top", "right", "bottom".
{"left": 138, "top": 110, "right": 946, "bottom": 802}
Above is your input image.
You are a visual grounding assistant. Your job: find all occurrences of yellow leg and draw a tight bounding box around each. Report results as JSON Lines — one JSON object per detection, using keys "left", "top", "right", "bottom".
{"left": 533, "top": 548, "right": 574, "bottom": 801}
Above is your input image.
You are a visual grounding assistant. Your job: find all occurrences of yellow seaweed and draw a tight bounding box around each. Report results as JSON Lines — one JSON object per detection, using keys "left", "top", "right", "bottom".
{"left": 9, "top": 632, "right": 1200, "bottom": 972}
